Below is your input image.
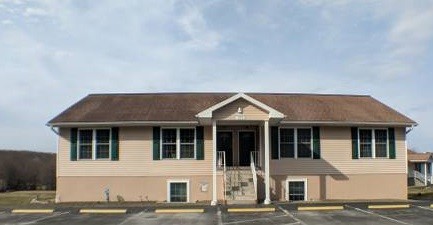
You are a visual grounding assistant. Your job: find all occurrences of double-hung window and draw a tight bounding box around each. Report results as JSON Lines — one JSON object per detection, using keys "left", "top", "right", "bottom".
{"left": 162, "top": 129, "right": 177, "bottom": 159}
{"left": 180, "top": 129, "right": 195, "bottom": 158}
{"left": 358, "top": 128, "right": 388, "bottom": 158}
{"left": 78, "top": 129, "right": 111, "bottom": 160}
{"left": 78, "top": 130, "right": 93, "bottom": 159}
{"left": 96, "top": 130, "right": 110, "bottom": 159}
{"left": 161, "top": 128, "right": 196, "bottom": 159}
{"left": 280, "top": 129, "right": 295, "bottom": 158}
{"left": 374, "top": 130, "right": 388, "bottom": 157}
{"left": 297, "top": 129, "right": 312, "bottom": 158}
{"left": 279, "top": 128, "right": 312, "bottom": 159}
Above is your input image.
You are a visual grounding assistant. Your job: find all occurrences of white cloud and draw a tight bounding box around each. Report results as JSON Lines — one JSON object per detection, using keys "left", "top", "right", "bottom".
{"left": 1, "top": 19, "right": 13, "bottom": 24}
{"left": 389, "top": 8, "right": 433, "bottom": 57}
{"left": 177, "top": 3, "right": 221, "bottom": 51}
{"left": 23, "top": 7, "right": 48, "bottom": 17}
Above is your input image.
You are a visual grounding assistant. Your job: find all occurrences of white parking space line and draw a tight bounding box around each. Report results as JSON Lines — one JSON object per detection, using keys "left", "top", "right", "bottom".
{"left": 413, "top": 205, "right": 433, "bottom": 212}
{"left": 20, "top": 212, "right": 69, "bottom": 225}
{"left": 276, "top": 205, "right": 308, "bottom": 225}
{"left": 217, "top": 207, "right": 223, "bottom": 225}
{"left": 345, "top": 205, "right": 412, "bottom": 225}
{"left": 223, "top": 215, "right": 293, "bottom": 225}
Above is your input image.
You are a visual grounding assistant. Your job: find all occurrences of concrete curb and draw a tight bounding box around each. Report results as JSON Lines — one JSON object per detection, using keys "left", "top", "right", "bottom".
{"left": 227, "top": 208, "right": 275, "bottom": 213}
{"left": 368, "top": 204, "right": 410, "bottom": 209}
{"left": 297, "top": 206, "right": 344, "bottom": 211}
{"left": 11, "top": 209, "right": 54, "bottom": 214}
{"left": 155, "top": 208, "right": 204, "bottom": 213}
{"left": 79, "top": 209, "right": 127, "bottom": 214}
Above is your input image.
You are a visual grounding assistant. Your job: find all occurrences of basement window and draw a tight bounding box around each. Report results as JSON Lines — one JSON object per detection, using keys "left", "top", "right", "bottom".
{"left": 167, "top": 180, "right": 189, "bottom": 203}
{"left": 286, "top": 178, "right": 307, "bottom": 201}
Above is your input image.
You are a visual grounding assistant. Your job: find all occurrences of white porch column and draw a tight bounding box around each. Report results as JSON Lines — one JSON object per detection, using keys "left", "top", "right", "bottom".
{"left": 424, "top": 162, "right": 428, "bottom": 186}
{"left": 430, "top": 162, "right": 433, "bottom": 185}
{"left": 211, "top": 120, "right": 217, "bottom": 205}
{"left": 264, "top": 120, "right": 271, "bottom": 204}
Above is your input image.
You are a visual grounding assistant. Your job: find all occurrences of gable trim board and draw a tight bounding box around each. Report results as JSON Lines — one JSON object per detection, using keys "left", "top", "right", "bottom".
{"left": 196, "top": 93, "right": 285, "bottom": 119}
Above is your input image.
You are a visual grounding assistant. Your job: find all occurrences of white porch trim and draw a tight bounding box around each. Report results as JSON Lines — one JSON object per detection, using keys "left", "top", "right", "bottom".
{"left": 211, "top": 120, "right": 217, "bottom": 205}
{"left": 264, "top": 120, "right": 271, "bottom": 204}
{"left": 195, "top": 93, "right": 285, "bottom": 119}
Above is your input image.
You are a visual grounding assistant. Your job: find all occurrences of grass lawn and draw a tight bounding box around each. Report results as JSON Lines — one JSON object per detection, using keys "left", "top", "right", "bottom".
{"left": 0, "top": 191, "right": 55, "bottom": 205}
{"left": 408, "top": 186, "right": 433, "bottom": 200}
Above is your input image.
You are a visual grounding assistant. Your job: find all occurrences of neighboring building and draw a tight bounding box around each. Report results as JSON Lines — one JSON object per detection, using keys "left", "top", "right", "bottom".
{"left": 407, "top": 149, "right": 433, "bottom": 186}
{"left": 47, "top": 93, "right": 416, "bottom": 204}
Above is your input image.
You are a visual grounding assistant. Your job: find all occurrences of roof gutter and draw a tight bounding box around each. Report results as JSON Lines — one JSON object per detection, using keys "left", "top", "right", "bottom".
{"left": 406, "top": 125, "right": 416, "bottom": 134}
{"left": 279, "top": 121, "right": 417, "bottom": 127}
{"left": 49, "top": 126, "right": 59, "bottom": 135}
{"left": 46, "top": 121, "right": 200, "bottom": 127}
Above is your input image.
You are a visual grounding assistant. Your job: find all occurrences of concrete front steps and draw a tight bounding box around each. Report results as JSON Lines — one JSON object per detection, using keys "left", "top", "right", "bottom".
{"left": 225, "top": 168, "right": 257, "bottom": 204}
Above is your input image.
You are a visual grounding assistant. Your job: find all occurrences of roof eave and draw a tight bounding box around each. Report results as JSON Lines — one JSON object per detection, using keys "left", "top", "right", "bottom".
{"left": 47, "top": 121, "right": 200, "bottom": 127}
{"left": 279, "top": 120, "right": 417, "bottom": 127}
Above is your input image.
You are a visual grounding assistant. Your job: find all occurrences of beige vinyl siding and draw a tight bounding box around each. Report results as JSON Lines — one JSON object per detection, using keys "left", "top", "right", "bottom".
{"left": 261, "top": 174, "right": 407, "bottom": 201}
{"left": 57, "top": 175, "right": 221, "bottom": 202}
{"left": 213, "top": 99, "right": 269, "bottom": 121}
{"left": 270, "top": 126, "right": 406, "bottom": 175}
{"left": 58, "top": 126, "right": 213, "bottom": 177}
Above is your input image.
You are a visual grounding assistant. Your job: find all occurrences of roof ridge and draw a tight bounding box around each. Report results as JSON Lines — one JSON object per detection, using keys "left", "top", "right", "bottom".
{"left": 87, "top": 92, "right": 370, "bottom": 97}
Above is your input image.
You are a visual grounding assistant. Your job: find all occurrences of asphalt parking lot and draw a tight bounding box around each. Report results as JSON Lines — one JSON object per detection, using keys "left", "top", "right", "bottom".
{"left": 1, "top": 203, "right": 433, "bottom": 225}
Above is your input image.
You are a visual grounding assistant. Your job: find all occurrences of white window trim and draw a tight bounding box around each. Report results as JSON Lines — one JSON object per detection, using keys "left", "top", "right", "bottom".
{"left": 167, "top": 179, "right": 190, "bottom": 203}
{"left": 358, "top": 128, "right": 389, "bottom": 159}
{"left": 278, "top": 127, "right": 313, "bottom": 159}
{"left": 160, "top": 127, "right": 196, "bottom": 160}
{"left": 286, "top": 178, "right": 308, "bottom": 201}
{"left": 77, "top": 128, "right": 112, "bottom": 161}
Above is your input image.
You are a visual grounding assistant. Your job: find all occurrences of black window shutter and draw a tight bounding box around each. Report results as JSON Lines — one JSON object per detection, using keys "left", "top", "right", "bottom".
{"left": 153, "top": 127, "right": 161, "bottom": 160}
{"left": 271, "top": 126, "right": 279, "bottom": 159}
{"left": 111, "top": 127, "right": 119, "bottom": 161}
{"left": 70, "top": 128, "right": 78, "bottom": 161}
{"left": 351, "top": 127, "right": 359, "bottom": 159}
{"left": 313, "top": 127, "right": 321, "bottom": 159}
{"left": 196, "top": 126, "right": 204, "bottom": 160}
{"left": 388, "top": 128, "right": 396, "bottom": 159}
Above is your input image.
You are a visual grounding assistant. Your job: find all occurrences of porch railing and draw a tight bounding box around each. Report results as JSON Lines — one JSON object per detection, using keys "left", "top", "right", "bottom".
{"left": 409, "top": 169, "right": 432, "bottom": 185}
{"left": 217, "top": 151, "right": 226, "bottom": 202}
{"left": 217, "top": 151, "right": 226, "bottom": 170}
{"left": 250, "top": 152, "right": 258, "bottom": 200}
{"left": 250, "top": 151, "right": 260, "bottom": 168}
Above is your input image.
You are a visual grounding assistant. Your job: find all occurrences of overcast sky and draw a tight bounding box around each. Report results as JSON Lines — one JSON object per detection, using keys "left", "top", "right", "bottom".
{"left": 0, "top": 0, "right": 432, "bottom": 153}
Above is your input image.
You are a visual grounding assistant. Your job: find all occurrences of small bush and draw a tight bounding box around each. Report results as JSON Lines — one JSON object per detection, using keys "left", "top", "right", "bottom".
{"left": 117, "top": 195, "right": 125, "bottom": 202}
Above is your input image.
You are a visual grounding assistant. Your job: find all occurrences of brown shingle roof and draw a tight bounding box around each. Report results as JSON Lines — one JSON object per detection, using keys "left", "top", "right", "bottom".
{"left": 47, "top": 93, "right": 416, "bottom": 125}
{"left": 407, "top": 149, "right": 433, "bottom": 162}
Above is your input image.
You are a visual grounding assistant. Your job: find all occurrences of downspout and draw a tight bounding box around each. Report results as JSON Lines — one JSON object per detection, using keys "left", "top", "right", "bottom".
{"left": 405, "top": 125, "right": 415, "bottom": 185}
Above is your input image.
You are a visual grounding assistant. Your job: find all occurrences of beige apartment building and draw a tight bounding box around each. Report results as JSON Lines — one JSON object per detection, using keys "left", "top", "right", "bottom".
{"left": 47, "top": 93, "right": 416, "bottom": 204}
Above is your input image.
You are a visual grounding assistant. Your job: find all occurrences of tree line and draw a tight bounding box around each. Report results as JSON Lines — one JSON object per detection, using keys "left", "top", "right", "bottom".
{"left": 0, "top": 150, "right": 56, "bottom": 191}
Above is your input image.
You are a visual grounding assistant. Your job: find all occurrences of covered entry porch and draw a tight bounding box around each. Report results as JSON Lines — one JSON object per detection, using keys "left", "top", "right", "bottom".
{"left": 195, "top": 93, "right": 286, "bottom": 205}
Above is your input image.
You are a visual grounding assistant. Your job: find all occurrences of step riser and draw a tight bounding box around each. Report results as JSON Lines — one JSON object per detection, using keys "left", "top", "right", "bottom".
{"left": 224, "top": 169, "right": 256, "bottom": 202}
